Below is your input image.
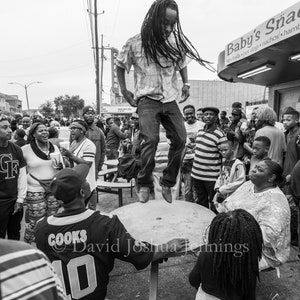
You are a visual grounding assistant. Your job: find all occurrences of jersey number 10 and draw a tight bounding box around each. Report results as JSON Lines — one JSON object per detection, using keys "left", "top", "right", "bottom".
{"left": 53, "top": 254, "right": 97, "bottom": 299}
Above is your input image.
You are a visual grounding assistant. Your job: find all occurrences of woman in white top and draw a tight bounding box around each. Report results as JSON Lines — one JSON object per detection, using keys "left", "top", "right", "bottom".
{"left": 22, "top": 122, "right": 63, "bottom": 244}
{"left": 220, "top": 159, "right": 290, "bottom": 270}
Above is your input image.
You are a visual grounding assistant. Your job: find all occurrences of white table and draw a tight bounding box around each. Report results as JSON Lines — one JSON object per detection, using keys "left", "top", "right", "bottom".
{"left": 103, "top": 159, "right": 119, "bottom": 167}
{"left": 112, "top": 200, "right": 215, "bottom": 300}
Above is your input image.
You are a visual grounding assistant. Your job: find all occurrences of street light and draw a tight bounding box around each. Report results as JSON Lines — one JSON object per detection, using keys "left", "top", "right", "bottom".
{"left": 8, "top": 81, "right": 42, "bottom": 112}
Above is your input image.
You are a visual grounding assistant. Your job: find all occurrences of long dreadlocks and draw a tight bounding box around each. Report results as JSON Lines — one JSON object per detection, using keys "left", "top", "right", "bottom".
{"left": 208, "top": 209, "right": 263, "bottom": 296}
{"left": 141, "top": 0, "right": 214, "bottom": 71}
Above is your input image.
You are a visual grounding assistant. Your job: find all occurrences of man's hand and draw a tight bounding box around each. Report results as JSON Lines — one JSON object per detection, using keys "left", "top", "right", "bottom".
{"left": 13, "top": 202, "right": 23, "bottom": 215}
{"left": 152, "top": 238, "right": 189, "bottom": 262}
{"left": 166, "top": 238, "right": 189, "bottom": 253}
{"left": 179, "top": 85, "right": 190, "bottom": 103}
{"left": 122, "top": 90, "right": 137, "bottom": 107}
{"left": 61, "top": 148, "right": 72, "bottom": 158}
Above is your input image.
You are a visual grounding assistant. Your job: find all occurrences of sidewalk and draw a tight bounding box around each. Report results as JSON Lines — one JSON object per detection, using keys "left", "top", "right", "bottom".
{"left": 97, "top": 187, "right": 300, "bottom": 300}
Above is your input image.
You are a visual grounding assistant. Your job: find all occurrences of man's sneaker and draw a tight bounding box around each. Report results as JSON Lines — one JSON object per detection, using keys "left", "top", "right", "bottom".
{"left": 162, "top": 185, "right": 172, "bottom": 203}
{"left": 138, "top": 187, "right": 150, "bottom": 203}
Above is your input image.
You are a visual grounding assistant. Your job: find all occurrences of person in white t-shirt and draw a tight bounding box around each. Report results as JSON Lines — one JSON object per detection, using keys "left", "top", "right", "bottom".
{"left": 181, "top": 105, "right": 204, "bottom": 202}
{"left": 61, "top": 120, "right": 97, "bottom": 210}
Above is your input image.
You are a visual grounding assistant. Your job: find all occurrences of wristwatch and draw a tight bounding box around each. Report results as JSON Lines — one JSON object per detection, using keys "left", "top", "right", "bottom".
{"left": 183, "top": 83, "right": 190, "bottom": 87}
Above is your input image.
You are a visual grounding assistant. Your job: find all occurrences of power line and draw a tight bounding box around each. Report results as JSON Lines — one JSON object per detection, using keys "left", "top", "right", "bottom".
{"left": 0, "top": 63, "right": 93, "bottom": 78}
{"left": 86, "top": 0, "right": 96, "bottom": 66}
{"left": 0, "top": 41, "right": 90, "bottom": 63}
{"left": 82, "top": 0, "right": 95, "bottom": 64}
{"left": 110, "top": 0, "right": 121, "bottom": 40}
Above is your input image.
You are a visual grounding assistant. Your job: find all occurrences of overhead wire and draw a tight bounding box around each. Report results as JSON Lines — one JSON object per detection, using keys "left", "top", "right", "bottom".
{"left": 82, "top": 0, "right": 95, "bottom": 66}
{"left": 0, "top": 63, "right": 93, "bottom": 78}
{"left": 110, "top": 0, "right": 121, "bottom": 42}
{"left": 86, "top": 0, "right": 97, "bottom": 67}
{"left": 0, "top": 40, "right": 90, "bottom": 63}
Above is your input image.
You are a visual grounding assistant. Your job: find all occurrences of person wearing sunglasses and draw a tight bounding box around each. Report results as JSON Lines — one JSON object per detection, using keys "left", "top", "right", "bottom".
{"left": 60, "top": 120, "right": 97, "bottom": 209}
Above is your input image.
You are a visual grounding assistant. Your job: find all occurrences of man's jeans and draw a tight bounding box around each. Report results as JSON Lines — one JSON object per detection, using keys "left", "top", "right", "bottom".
{"left": 0, "top": 201, "right": 23, "bottom": 240}
{"left": 181, "top": 159, "right": 197, "bottom": 202}
{"left": 137, "top": 98, "right": 186, "bottom": 188}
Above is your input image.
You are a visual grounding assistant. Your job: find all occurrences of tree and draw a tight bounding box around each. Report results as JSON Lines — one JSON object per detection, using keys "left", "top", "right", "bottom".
{"left": 53, "top": 95, "right": 85, "bottom": 119}
{"left": 39, "top": 100, "right": 55, "bottom": 118}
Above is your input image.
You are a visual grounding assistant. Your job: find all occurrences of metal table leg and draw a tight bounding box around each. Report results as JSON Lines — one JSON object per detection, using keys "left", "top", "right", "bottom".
{"left": 149, "top": 261, "right": 159, "bottom": 300}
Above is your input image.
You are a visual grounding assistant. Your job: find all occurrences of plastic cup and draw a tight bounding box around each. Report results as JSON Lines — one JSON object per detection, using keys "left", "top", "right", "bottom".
{"left": 50, "top": 152, "right": 60, "bottom": 168}
{"left": 59, "top": 141, "right": 70, "bottom": 150}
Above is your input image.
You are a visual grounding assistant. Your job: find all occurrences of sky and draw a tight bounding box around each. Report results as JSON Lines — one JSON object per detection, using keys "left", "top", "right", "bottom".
{"left": 0, "top": 0, "right": 299, "bottom": 110}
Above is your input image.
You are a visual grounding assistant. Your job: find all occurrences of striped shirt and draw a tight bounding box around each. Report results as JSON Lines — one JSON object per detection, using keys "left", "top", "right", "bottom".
{"left": 0, "top": 239, "right": 65, "bottom": 300}
{"left": 191, "top": 127, "right": 227, "bottom": 181}
{"left": 71, "top": 137, "right": 96, "bottom": 190}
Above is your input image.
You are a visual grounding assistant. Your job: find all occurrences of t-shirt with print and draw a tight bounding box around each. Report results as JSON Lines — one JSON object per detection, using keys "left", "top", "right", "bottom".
{"left": 218, "top": 159, "right": 237, "bottom": 188}
{"left": 0, "top": 141, "right": 26, "bottom": 204}
{"left": 184, "top": 120, "right": 205, "bottom": 160}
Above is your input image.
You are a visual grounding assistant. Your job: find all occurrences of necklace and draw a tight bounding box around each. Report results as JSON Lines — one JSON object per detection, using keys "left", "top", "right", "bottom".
{"left": 36, "top": 140, "right": 50, "bottom": 155}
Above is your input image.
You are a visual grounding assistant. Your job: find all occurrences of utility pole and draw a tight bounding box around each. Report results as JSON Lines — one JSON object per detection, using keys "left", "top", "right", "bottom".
{"left": 94, "top": 0, "right": 100, "bottom": 115}
{"left": 100, "top": 34, "right": 104, "bottom": 115}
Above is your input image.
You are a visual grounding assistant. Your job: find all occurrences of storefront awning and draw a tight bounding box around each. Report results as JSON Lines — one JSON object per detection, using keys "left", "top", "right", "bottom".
{"left": 218, "top": 2, "right": 300, "bottom": 87}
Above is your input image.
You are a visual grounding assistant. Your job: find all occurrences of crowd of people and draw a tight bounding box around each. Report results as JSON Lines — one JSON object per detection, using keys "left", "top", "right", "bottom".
{"left": 0, "top": 97, "right": 297, "bottom": 300}
{"left": 0, "top": 0, "right": 298, "bottom": 299}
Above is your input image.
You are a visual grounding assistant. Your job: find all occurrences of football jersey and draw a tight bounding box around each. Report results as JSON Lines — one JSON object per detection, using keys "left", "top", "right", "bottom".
{"left": 35, "top": 209, "right": 154, "bottom": 300}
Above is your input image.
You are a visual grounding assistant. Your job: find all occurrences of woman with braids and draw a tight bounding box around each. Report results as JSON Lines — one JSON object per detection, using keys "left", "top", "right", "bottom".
{"left": 21, "top": 122, "right": 63, "bottom": 243}
{"left": 116, "top": 0, "right": 213, "bottom": 204}
{"left": 220, "top": 160, "right": 290, "bottom": 270}
{"left": 189, "top": 209, "right": 263, "bottom": 300}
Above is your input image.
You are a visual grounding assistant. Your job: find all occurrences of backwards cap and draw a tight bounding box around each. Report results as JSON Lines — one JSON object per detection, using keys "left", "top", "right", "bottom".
{"left": 50, "top": 164, "right": 89, "bottom": 203}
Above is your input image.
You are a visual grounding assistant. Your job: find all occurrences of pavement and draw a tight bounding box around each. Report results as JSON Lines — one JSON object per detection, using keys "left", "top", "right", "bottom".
{"left": 96, "top": 185, "right": 300, "bottom": 300}
{"left": 19, "top": 182, "right": 300, "bottom": 299}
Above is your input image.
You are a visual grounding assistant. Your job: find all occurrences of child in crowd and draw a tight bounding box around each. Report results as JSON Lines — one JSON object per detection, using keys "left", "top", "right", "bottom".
{"left": 189, "top": 209, "right": 263, "bottom": 300}
{"left": 213, "top": 140, "right": 245, "bottom": 206}
{"left": 249, "top": 136, "right": 271, "bottom": 173}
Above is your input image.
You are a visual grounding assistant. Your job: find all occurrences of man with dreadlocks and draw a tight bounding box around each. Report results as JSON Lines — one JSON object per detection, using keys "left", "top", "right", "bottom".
{"left": 189, "top": 209, "right": 263, "bottom": 300}
{"left": 117, "top": 0, "right": 213, "bottom": 204}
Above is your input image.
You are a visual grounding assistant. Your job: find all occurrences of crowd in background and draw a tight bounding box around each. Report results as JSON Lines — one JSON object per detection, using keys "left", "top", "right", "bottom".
{"left": 0, "top": 100, "right": 298, "bottom": 298}
{"left": 1, "top": 101, "right": 298, "bottom": 245}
